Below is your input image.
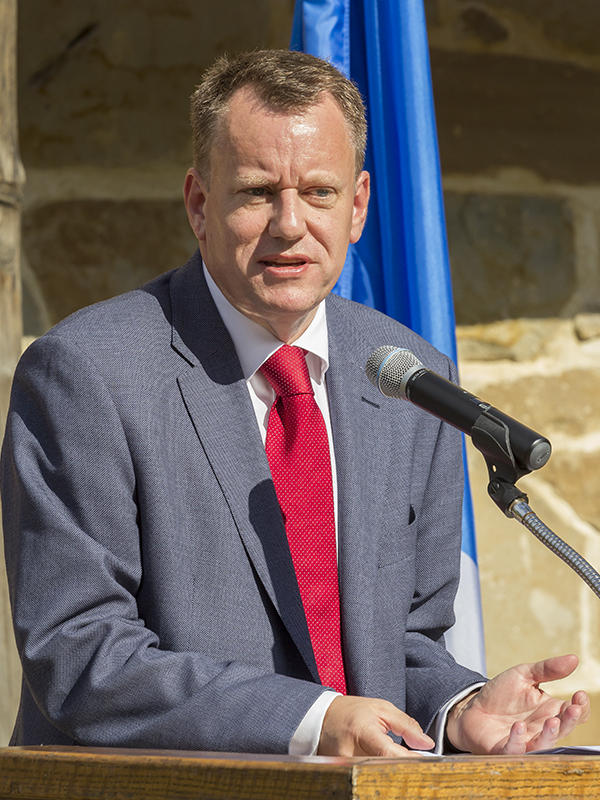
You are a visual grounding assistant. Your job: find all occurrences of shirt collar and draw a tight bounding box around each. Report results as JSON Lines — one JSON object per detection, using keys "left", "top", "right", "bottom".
{"left": 203, "top": 263, "right": 329, "bottom": 381}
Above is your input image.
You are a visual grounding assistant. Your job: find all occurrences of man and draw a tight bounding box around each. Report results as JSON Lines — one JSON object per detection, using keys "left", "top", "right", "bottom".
{"left": 1, "top": 50, "right": 589, "bottom": 756}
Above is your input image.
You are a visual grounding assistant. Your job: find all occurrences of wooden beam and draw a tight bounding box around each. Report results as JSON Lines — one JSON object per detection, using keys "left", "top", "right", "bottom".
{"left": 1, "top": 747, "right": 600, "bottom": 800}
{"left": 0, "top": 0, "right": 23, "bottom": 443}
{"left": 0, "top": 0, "right": 24, "bottom": 747}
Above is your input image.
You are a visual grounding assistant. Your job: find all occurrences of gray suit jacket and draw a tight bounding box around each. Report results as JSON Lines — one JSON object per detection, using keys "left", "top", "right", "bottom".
{"left": 1, "top": 252, "right": 482, "bottom": 751}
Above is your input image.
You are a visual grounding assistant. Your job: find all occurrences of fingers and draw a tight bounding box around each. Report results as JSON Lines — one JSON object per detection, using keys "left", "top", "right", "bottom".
{"left": 531, "top": 716, "right": 561, "bottom": 752}
{"left": 505, "top": 691, "right": 592, "bottom": 754}
{"left": 318, "top": 695, "right": 435, "bottom": 757}
{"left": 572, "top": 691, "right": 592, "bottom": 724}
{"left": 357, "top": 725, "right": 428, "bottom": 758}
{"left": 503, "top": 714, "right": 562, "bottom": 756}
{"left": 549, "top": 692, "right": 591, "bottom": 740}
{"left": 389, "top": 712, "right": 435, "bottom": 751}
{"left": 527, "top": 654, "right": 579, "bottom": 685}
{"left": 501, "top": 721, "right": 528, "bottom": 755}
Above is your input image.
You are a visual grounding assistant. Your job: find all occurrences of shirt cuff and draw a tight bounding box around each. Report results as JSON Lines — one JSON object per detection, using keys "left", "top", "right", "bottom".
{"left": 431, "top": 682, "right": 486, "bottom": 754}
{"left": 289, "top": 691, "right": 341, "bottom": 756}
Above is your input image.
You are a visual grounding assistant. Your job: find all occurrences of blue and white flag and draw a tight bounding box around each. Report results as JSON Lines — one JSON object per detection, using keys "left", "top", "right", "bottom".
{"left": 291, "top": 0, "right": 486, "bottom": 674}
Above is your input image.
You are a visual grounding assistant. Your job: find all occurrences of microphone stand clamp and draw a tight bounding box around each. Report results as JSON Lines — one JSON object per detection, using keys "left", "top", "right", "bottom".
{"left": 470, "top": 409, "right": 529, "bottom": 516}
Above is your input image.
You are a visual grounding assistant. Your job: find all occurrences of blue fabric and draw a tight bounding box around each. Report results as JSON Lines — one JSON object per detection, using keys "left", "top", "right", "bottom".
{"left": 291, "top": 0, "right": 485, "bottom": 673}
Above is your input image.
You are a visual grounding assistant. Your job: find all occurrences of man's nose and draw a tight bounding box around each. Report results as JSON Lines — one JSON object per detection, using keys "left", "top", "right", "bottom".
{"left": 269, "top": 190, "right": 307, "bottom": 240}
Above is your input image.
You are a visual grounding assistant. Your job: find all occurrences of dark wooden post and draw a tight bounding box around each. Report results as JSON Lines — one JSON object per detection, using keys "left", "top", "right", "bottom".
{"left": 0, "top": 0, "right": 23, "bottom": 745}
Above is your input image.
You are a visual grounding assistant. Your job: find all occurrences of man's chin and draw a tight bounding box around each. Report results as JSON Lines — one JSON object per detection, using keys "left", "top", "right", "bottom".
{"left": 238, "top": 297, "right": 323, "bottom": 341}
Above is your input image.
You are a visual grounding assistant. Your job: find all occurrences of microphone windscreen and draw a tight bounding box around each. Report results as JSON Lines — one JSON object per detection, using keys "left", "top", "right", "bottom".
{"left": 365, "top": 346, "right": 423, "bottom": 398}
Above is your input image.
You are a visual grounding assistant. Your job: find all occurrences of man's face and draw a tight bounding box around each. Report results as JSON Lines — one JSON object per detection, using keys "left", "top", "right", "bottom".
{"left": 184, "top": 87, "right": 369, "bottom": 342}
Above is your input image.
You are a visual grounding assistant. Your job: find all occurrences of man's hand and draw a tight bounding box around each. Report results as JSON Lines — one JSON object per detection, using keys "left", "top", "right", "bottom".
{"left": 446, "top": 654, "right": 591, "bottom": 755}
{"left": 317, "top": 695, "right": 435, "bottom": 757}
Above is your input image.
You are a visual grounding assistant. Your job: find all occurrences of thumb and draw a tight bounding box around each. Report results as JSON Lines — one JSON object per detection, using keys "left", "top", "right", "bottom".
{"left": 528, "top": 654, "right": 579, "bottom": 685}
{"left": 387, "top": 712, "right": 435, "bottom": 750}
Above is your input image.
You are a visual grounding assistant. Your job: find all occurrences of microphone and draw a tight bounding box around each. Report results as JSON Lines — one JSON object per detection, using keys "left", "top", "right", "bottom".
{"left": 365, "top": 345, "right": 551, "bottom": 473}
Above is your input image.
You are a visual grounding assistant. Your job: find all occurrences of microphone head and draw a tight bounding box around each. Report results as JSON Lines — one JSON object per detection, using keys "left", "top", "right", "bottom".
{"left": 366, "top": 346, "right": 424, "bottom": 398}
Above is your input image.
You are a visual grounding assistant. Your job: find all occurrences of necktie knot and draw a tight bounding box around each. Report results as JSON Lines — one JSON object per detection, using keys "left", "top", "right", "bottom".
{"left": 260, "top": 345, "right": 313, "bottom": 398}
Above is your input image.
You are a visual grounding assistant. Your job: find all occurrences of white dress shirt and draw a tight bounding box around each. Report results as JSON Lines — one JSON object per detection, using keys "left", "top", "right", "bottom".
{"left": 204, "top": 265, "right": 483, "bottom": 756}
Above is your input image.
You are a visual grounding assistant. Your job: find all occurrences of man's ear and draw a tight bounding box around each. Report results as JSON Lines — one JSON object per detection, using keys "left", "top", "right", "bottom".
{"left": 183, "top": 168, "right": 208, "bottom": 241}
{"left": 349, "top": 170, "right": 370, "bottom": 244}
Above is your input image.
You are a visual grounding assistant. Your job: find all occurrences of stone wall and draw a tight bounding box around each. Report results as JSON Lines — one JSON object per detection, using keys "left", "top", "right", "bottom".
{"left": 18, "top": 0, "right": 294, "bottom": 335}
{"left": 430, "top": 0, "right": 600, "bottom": 744}
{"left": 3, "top": 0, "right": 600, "bottom": 745}
{"left": 458, "top": 317, "right": 600, "bottom": 746}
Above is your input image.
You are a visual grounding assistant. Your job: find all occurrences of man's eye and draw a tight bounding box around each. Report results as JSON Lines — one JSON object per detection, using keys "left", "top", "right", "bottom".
{"left": 312, "top": 188, "right": 333, "bottom": 198}
{"left": 248, "top": 187, "right": 268, "bottom": 197}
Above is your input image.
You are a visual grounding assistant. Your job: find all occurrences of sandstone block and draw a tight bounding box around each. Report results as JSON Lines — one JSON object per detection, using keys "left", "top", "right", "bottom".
{"left": 470, "top": 368, "right": 600, "bottom": 438}
{"left": 424, "top": 0, "right": 440, "bottom": 27}
{"left": 543, "top": 450, "right": 600, "bottom": 532}
{"left": 456, "top": 318, "right": 566, "bottom": 362}
{"left": 575, "top": 313, "right": 600, "bottom": 341}
{"left": 459, "top": 7, "right": 508, "bottom": 45}
{"left": 18, "top": 0, "right": 293, "bottom": 168}
{"left": 432, "top": 49, "right": 600, "bottom": 184}
{"left": 22, "top": 199, "right": 198, "bottom": 325}
{"left": 481, "top": 0, "right": 600, "bottom": 57}
{"left": 445, "top": 192, "right": 575, "bottom": 325}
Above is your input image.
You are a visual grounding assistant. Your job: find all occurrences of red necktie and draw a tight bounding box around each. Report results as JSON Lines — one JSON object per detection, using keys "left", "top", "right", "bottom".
{"left": 260, "top": 345, "right": 346, "bottom": 694}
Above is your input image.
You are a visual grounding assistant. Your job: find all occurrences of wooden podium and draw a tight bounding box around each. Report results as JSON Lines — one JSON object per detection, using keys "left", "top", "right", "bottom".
{"left": 1, "top": 747, "right": 599, "bottom": 799}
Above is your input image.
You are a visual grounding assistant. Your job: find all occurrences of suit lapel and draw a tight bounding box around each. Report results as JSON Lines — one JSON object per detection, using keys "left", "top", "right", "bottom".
{"left": 326, "top": 305, "right": 395, "bottom": 697}
{"left": 169, "top": 255, "right": 319, "bottom": 682}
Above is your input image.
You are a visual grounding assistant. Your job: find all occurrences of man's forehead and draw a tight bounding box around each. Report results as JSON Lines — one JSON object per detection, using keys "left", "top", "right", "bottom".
{"left": 221, "top": 86, "right": 347, "bottom": 134}
{"left": 204, "top": 86, "right": 359, "bottom": 183}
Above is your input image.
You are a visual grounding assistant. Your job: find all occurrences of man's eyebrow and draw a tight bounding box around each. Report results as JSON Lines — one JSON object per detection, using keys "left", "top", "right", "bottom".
{"left": 234, "top": 171, "right": 343, "bottom": 188}
{"left": 234, "top": 173, "right": 272, "bottom": 186}
{"left": 305, "top": 173, "right": 342, "bottom": 186}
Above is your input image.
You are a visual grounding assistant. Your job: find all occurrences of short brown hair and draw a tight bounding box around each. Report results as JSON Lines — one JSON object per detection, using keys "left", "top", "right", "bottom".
{"left": 190, "top": 50, "right": 367, "bottom": 184}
